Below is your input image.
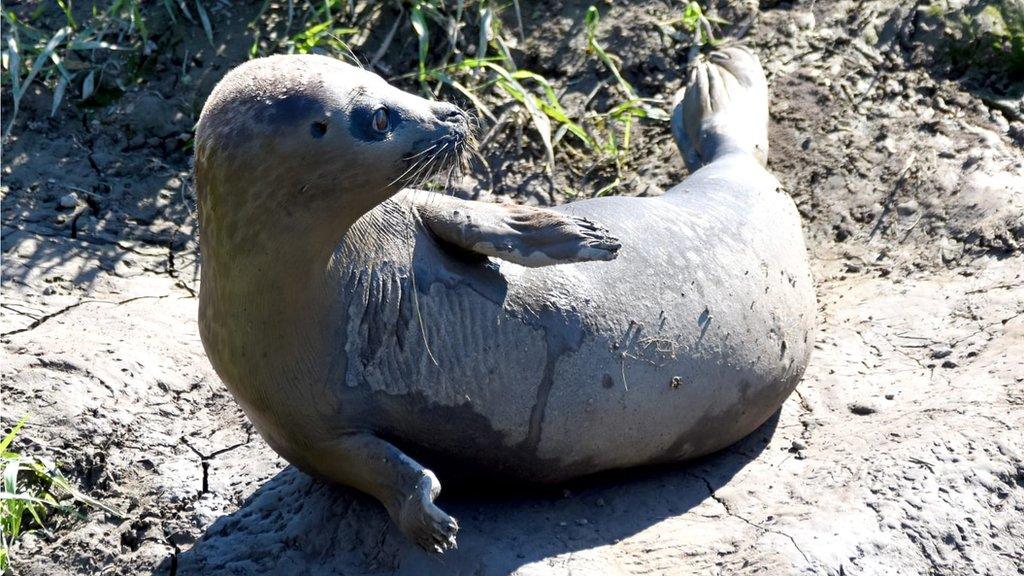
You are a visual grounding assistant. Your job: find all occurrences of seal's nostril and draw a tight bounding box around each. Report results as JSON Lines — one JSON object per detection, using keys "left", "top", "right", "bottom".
{"left": 439, "top": 108, "right": 467, "bottom": 125}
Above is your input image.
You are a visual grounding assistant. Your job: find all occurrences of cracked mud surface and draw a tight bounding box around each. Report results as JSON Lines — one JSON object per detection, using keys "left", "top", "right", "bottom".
{"left": 2, "top": 1, "right": 1023, "bottom": 574}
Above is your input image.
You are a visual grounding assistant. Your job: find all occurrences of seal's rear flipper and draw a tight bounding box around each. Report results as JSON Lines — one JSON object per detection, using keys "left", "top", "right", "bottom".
{"left": 671, "top": 46, "right": 769, "bottom": 172}
{"left": 416, "top": 194, "right": 620, "bottom": 267}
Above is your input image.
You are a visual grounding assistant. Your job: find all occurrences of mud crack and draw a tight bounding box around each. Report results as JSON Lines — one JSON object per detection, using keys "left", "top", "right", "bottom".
{"left": 691, "top": 473, "right": 812, "bottom": 566}
{"left": 1, "top": 295, "right": 169, "bottom": 337}
{"left": 180, "top": 430, "right": 254, "bottom": 495}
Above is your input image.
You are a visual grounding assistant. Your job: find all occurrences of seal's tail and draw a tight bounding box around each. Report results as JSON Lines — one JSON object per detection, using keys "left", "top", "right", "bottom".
{"left": 670, "top": 46, "right": 770, "bottom": 173}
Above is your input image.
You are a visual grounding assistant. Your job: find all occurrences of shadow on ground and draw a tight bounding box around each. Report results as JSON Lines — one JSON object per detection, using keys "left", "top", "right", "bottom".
{"left": 167, "top": 414, "right": 779, "bottom": 576}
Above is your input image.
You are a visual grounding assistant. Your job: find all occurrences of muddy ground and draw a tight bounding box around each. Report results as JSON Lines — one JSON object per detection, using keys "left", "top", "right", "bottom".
{"left": 2, "top": 0, "right": 1023, "bottom": 574}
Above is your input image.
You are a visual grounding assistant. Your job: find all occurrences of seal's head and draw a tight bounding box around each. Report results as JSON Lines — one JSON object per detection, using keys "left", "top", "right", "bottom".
{"left": 194, "top": 54, "right": 469, "bottom": 254}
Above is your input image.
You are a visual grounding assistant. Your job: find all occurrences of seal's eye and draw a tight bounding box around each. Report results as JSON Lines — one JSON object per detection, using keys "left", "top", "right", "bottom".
{"left": 310, "top": 120, "right": 328, "bottom": 138}
{"left": 372, "top": 107, "right": 390, "bottom": 133}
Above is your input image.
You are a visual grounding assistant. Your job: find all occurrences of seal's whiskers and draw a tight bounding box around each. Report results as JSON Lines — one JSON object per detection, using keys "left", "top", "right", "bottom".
{"left": 396, "top": 124, "right": 475, "bottom": 369}
{"left": 388, "top": 146, "right": 441, "bottom": 189}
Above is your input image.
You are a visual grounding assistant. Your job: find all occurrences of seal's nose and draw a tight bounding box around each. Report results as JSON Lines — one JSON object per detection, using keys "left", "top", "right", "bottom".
{"left": 434, "top": 102, "right": 465, "bottom": 122}
{"left": 433, "top": 104, "right": 469, "bottom": 135}
{"left": 440, "top": 108, "right": 465, "bottom": 123}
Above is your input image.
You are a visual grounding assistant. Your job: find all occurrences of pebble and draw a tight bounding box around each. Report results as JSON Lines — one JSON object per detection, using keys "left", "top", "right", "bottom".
{"left": 58, "top": 192, "right": 78, "bottom": 209}
{"left": 896, "top": 200, "right": 919, "bottom": 216}
{"left": 930, "top": 346, "right": 953, "bottom": 359}
{"left": 794, "top": 11, "right": 816, "bottom": 30}
{"left": 991, "top": 111, "right": 1010, "bottom": 132}
{"left": 849, "top": 403, "right": 877, "bottom": 416}
{"left": 19, "top": 532, "right": 39, "bottom": 549}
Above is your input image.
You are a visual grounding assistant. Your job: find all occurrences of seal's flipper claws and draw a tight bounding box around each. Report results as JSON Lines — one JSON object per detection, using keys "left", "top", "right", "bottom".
{"left": 706, "top": 62, "right": 730, "bottom": 113}
{"left": 417, "top": 195, "right": 620, "bottom": 267}
{"left": 306, "top": 433, "right": 459, "bottom": 554}
{"left": 711, "top": 46, "right": 764, "bottom": 89}
{"left": 696, "top": 63, "right": 713, "bottom": 114}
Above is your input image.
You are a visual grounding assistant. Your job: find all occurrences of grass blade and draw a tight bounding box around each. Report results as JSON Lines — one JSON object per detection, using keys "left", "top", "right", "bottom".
{"left": 16, "top": 26, "right": 70, "bottom": 102}
{"left": 81, "top": 70, "right": 95, "bottom": 100}
{"left": 410, "top": 3, "right": 430, "bottom": 83}
{"left": 584, "top": 7, "right": 635, "bottom": 100}
{"left": 0, "top": 492, "right": 52, "bottom": 505}
{"left": 511, "top": 70, "right": 594, "bottom": 148}
{"left": 29, "top": 461, "right": 125, "bottom": 518}
{"left": 3, "top": 460, "right": 19, "bottom": 497}
{"left": 430, "top": 71, "right": 497, "bottom": 122}
{"left": 162, "top": 0, "right": 179, "bottom": 24}
{"left": 477, "top": 5, "right": 492, "bottom": 66}
{"left": 490, "top": 74, "right": 553, "bottom": 168}
{"left": 0, "top": 416, "right": 27, "bottom": 454}
{"left": 51, "top": 73, "right": 69, "bottom": 116}
{"left": 56, "top": 0, "right": 77, "bottom": 29}
{"left": 67, "top": 39, "right": 125, "bottom": 51}
{"left": 23, "top": 498, "right": 51, "bottom": 537}
{"left": 176, "top": 0, "right": 196, "bottom": 22}
{"left": 195, "top": 0, "right": 215, "bottom": 46}
{"left": 5, "top": 35, "right": 21, "bottom": 102}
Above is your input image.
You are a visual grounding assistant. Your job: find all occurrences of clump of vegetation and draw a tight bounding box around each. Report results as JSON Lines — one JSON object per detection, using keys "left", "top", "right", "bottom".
{"left": 2, "top": 0, "right": 721, "bottom": 192}
{"left": 0, "top": 417, "right": 123, "bottom": 572}
{"left": 0, "top": 0, "right": 219, "bottom": 140}
{"left": 657, "top": 1, "right": 727, "bottom": 58}
{"left": 924, "top": 0, "right": 1024, "bottom": 81}
{"left": 251, "top": 1, "right": 719, "bottom": 192}
{"left": 252, "top": 1, "right": 670, "bottom": 180}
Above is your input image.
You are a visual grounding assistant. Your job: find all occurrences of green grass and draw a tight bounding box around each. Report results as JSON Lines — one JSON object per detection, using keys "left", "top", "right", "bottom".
{"left": 922, "top": 1, "right": 1023, "bottom": 79}
{"left": 656, "top": 1, "right": 726, "bottom": 47}
{"left": 387, "top": 2, "right": 678, "bottom": 182}
{"left": 0, "top": 416, "right": 123, "bottom": 572}
{"left": 245, "top": 0, "right": 676, "bottom": 179}
{"left": 0, "top": 0, "right": 215, "bottom": 140}
{"left": 2, "top": 1, "right": 718, "bottom": 183}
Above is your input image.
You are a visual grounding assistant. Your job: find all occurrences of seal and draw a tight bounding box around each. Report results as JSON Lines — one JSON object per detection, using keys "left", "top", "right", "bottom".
{"left": 195, "top": 47, "right": 815, "bottom": 552}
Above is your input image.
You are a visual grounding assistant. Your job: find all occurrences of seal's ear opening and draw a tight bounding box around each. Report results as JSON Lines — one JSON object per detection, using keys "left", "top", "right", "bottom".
{"left": 310, "top": 120, "right": 328, "bottom": 138}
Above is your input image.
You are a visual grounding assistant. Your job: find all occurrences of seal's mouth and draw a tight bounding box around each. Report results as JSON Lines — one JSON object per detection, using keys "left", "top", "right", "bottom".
{"left": 390, "top": 113, "right": 475, "bottom": 190}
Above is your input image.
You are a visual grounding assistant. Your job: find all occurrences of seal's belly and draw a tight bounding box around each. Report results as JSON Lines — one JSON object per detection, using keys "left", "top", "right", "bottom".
{"left": 519, "top": 188, "right": 816, "bottom": 478}
{"left": 339, "top": 179, "right": 815, "bottom": 482}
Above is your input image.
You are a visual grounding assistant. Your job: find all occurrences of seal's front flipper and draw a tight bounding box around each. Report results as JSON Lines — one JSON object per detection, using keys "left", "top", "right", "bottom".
{"left": 417, "top": 196, "right": 620, "bottom": 267}
{"left": 310, "top": 433, "right": 458, "bottom": 553}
